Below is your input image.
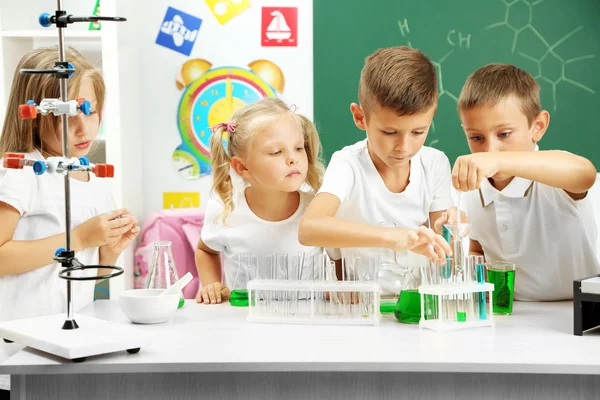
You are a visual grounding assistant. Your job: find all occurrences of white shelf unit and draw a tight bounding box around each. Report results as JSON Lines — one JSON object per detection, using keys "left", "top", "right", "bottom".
{"left": 0, "top": 0, "right": 136, "bottom": 297}
{"left": 1, "top": 29, "right": 102, "bottom": 38}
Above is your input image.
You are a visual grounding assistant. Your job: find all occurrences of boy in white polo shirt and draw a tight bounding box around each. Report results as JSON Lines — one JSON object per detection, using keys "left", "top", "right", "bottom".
{"left": 454, "top": 63, "right": 599, "bottom": 301}
{"left": 298, "top": 46, "right": 454, "bottom": 286}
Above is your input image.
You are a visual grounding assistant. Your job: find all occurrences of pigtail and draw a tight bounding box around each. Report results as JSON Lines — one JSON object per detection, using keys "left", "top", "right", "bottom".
{"left": 298, "top": 114, "right": 325, "bottom": 191}
{"left": 209, "top": 126, "right": 235, "bottom": 224}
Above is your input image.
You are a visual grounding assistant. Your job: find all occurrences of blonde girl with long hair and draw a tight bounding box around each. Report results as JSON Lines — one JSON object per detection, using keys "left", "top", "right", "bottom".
{"left": 195, "top": 97, "right": 328, "bottom": 304}
{"left": 0, "top": 47, "right": 139, "bottom": 322}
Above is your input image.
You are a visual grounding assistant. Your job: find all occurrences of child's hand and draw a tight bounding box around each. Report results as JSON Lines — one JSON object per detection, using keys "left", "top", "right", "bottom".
{"left": 392, "top": 227, "right": 452, "bottom": 261}
{"left": 99, "top": 214, "right": 141, "bottom": 261}
{"left": 74, "top": 208, "right": 138, "bottom": 250}
{"left": 452, "top": 153, "right": 501, "bottom": 191}
{"left": 196, "top": 282, "right": 230, "bottom": 304}
{"left": 434, "top": 208, "right": 469, "bottom": 234}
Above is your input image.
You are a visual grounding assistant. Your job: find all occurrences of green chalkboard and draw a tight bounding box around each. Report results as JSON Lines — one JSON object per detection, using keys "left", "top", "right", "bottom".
{"left": 314, "top": 0, "right": 600, "bottom": 166}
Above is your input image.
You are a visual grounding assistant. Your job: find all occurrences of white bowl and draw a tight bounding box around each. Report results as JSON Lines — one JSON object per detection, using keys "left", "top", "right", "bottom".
{"left": 119, "top": 289, "right": 180, "bottom": 324}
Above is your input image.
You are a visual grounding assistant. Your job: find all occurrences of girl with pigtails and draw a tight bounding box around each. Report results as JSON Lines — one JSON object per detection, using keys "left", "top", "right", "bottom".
{"left": 195, "top": 98, "right": 329, "bottom": 304}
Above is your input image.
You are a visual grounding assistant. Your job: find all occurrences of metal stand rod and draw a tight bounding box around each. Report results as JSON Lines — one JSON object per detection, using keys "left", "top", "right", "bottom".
{"left": 55, "top": 0, "right": 75, "bottom": 324}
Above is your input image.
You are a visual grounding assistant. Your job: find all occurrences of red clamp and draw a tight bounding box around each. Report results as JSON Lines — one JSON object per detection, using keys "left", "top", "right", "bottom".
{"left": 3, "top": 153, "right": 26, "bottom": 169}
{"left": 92, "top": 164, "right": 115, "bottom": 178}
{"left": 19, "top": 104, "right": 38, "bottom": 120}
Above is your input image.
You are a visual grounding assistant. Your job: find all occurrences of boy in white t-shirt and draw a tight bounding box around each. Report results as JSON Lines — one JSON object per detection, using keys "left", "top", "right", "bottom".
{"left": 454, "top": 63, "right": 599, "bottom": 301}
{"left": 299, "top": 46, "right": 455, "bottom": 282}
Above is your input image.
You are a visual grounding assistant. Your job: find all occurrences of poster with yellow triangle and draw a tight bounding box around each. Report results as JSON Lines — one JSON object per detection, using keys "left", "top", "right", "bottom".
{"left": 205, "top": 0, "right": 251, "bottom": 25}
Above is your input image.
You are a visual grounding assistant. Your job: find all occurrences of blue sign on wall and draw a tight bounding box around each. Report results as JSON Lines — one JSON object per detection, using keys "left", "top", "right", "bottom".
{"left": 156, "top": 7, "right": 202, "bottom": 56}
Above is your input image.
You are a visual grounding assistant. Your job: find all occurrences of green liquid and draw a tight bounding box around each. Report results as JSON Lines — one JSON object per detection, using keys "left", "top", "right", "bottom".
{"left": 423, "top": 294, "right": 438, "bottom": 320}
{"left": 394, "top": 289, "right": 421, "bottom": 324}
{"left": 380, "top": 299, "right": 396, "bottom": 314}
{"left": 487, "top": 269, "right": 515, "bottom": 314}
{"left": 229, "top": 289, "right": 249, "bottom": 307}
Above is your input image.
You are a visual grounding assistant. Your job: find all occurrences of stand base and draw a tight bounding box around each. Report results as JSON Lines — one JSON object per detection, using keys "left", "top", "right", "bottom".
{"left": 0, "top": 313, "right": 153, "bottom": 361}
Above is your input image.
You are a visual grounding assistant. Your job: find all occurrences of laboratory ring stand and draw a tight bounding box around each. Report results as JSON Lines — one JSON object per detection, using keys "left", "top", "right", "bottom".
{"left": 0, "top": 2, "right": 153, "bottom": 362}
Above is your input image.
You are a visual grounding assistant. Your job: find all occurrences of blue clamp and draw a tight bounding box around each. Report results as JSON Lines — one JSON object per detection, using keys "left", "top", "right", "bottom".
{"left": 79, "top": 157, "right": 90, "bottom": 166}
{"left": 32, "top": 160, "right": 47, "bottom": 175}
{"left": 55, "top": 248, "right": 66, "bottom": 257}
{"left": 26, "top": 100, "right": 37, "bottom": 106}
{"left": 79, "top": 99, "right": 91, "bottom": 115}
{"left": 66, "top": 62, "right": 75, "bottom": 77}
{"left": 38, "top": 13, "right": 53, "bottom": 28}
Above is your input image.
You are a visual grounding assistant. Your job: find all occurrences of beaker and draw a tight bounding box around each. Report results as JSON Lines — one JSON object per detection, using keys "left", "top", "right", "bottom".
{"left": 486, "top": 260, "right": 516, "bottom": 315}
{"left": 147, "top": 241, "right": 184, "bottom": 308}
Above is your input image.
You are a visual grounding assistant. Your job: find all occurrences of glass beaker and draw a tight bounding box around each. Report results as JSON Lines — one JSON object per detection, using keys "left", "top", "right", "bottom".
{"left": 147, "top": 241, "right": 185, "bottom": 308}
{"left": 486, "top": 260, "right": 516, "bottom": 315}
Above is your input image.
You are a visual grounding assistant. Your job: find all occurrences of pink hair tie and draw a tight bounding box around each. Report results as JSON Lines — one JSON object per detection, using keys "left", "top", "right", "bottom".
{"left": 210, "top": 121, "right": 236, "bottom": 133}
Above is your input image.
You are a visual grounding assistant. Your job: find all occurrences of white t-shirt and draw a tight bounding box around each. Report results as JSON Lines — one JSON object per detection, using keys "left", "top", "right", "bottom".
{"left": 465, "top": 175, "right": 600, "bottom": 301}
{"left": 317, "top": 139, "right": 454, "bottom": 271}
{"left": 0, "top": 149, "right": 114, "bottom": 322}
{"left": 201, "top": 189, "right": 325, "bottom": 289}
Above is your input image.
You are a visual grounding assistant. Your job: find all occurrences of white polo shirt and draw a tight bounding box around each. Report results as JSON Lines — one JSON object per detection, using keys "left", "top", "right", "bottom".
{"left": 317, "top": 139, "right": 453, "bottom": 275}
{"left": 465, "top": 175, "right": 600, "bottom": 301}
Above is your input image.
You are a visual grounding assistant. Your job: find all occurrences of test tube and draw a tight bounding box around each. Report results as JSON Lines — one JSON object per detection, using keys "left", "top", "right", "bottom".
{"left": 464, "top": 256, "right": 472, "bottom": 320}
{"left": 468, "top": 256, "right": 479, "bottom": 320}
{"left": 474, "top": 255, "right": 486, "bottom": 320}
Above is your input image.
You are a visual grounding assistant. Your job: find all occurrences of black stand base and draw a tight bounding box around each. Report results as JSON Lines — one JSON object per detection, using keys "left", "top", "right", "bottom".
{"left": 573, "top": 275, "right": 600, "bottom": 336}
{"left": 61, "top": 319, "right": 79, "bottom": 330}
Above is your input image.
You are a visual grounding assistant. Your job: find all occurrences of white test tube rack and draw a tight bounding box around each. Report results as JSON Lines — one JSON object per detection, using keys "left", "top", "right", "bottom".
{"left": 247, "top": 280, "right": 380, "bottom": 325}
{"left": 418, "top": 282, "right": 495, "bottom": 332}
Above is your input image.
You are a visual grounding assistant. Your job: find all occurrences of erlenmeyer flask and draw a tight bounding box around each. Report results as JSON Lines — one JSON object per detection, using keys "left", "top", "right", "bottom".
{"left": 229, "top": 254, "right": 258, "bottom": 307}
{"left": 147, "top": 241, "right": 184, "bottom": 308}
{"left": 394, "top": 252, "right": 425, "bottom": 324}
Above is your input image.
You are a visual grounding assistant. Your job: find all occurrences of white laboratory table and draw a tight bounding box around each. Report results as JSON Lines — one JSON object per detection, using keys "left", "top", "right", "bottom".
{"left": 1, "top": 300, "right": 599, "bottom": 400}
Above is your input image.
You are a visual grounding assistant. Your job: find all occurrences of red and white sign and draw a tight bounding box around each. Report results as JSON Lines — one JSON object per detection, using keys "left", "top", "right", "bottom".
{"left": 261, "top": 7, "right": 297, "bottom": 47}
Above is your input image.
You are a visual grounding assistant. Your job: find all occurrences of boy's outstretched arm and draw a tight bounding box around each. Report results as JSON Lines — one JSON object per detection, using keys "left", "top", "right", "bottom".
{"left": 298, "top": 193, "right": 451, "bottom": 260}
{"left": 453, "top": 151, "right": 597, "bottom": 199}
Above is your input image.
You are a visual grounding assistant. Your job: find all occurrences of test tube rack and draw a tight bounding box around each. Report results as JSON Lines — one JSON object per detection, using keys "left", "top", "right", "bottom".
{"left": 247, "top": 280, "right": 380, "bottom": 325}
{"left": 418, "top": 282, "right": 495, "bottom": 332}
{"left": 244, "top": 254, "right": 381, "bottom": 325}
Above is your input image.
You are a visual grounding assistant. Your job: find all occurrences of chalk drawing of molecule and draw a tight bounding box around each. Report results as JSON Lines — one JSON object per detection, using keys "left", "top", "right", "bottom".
{"left": 486, "top": 0, "right": 595, "bottom": 110}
